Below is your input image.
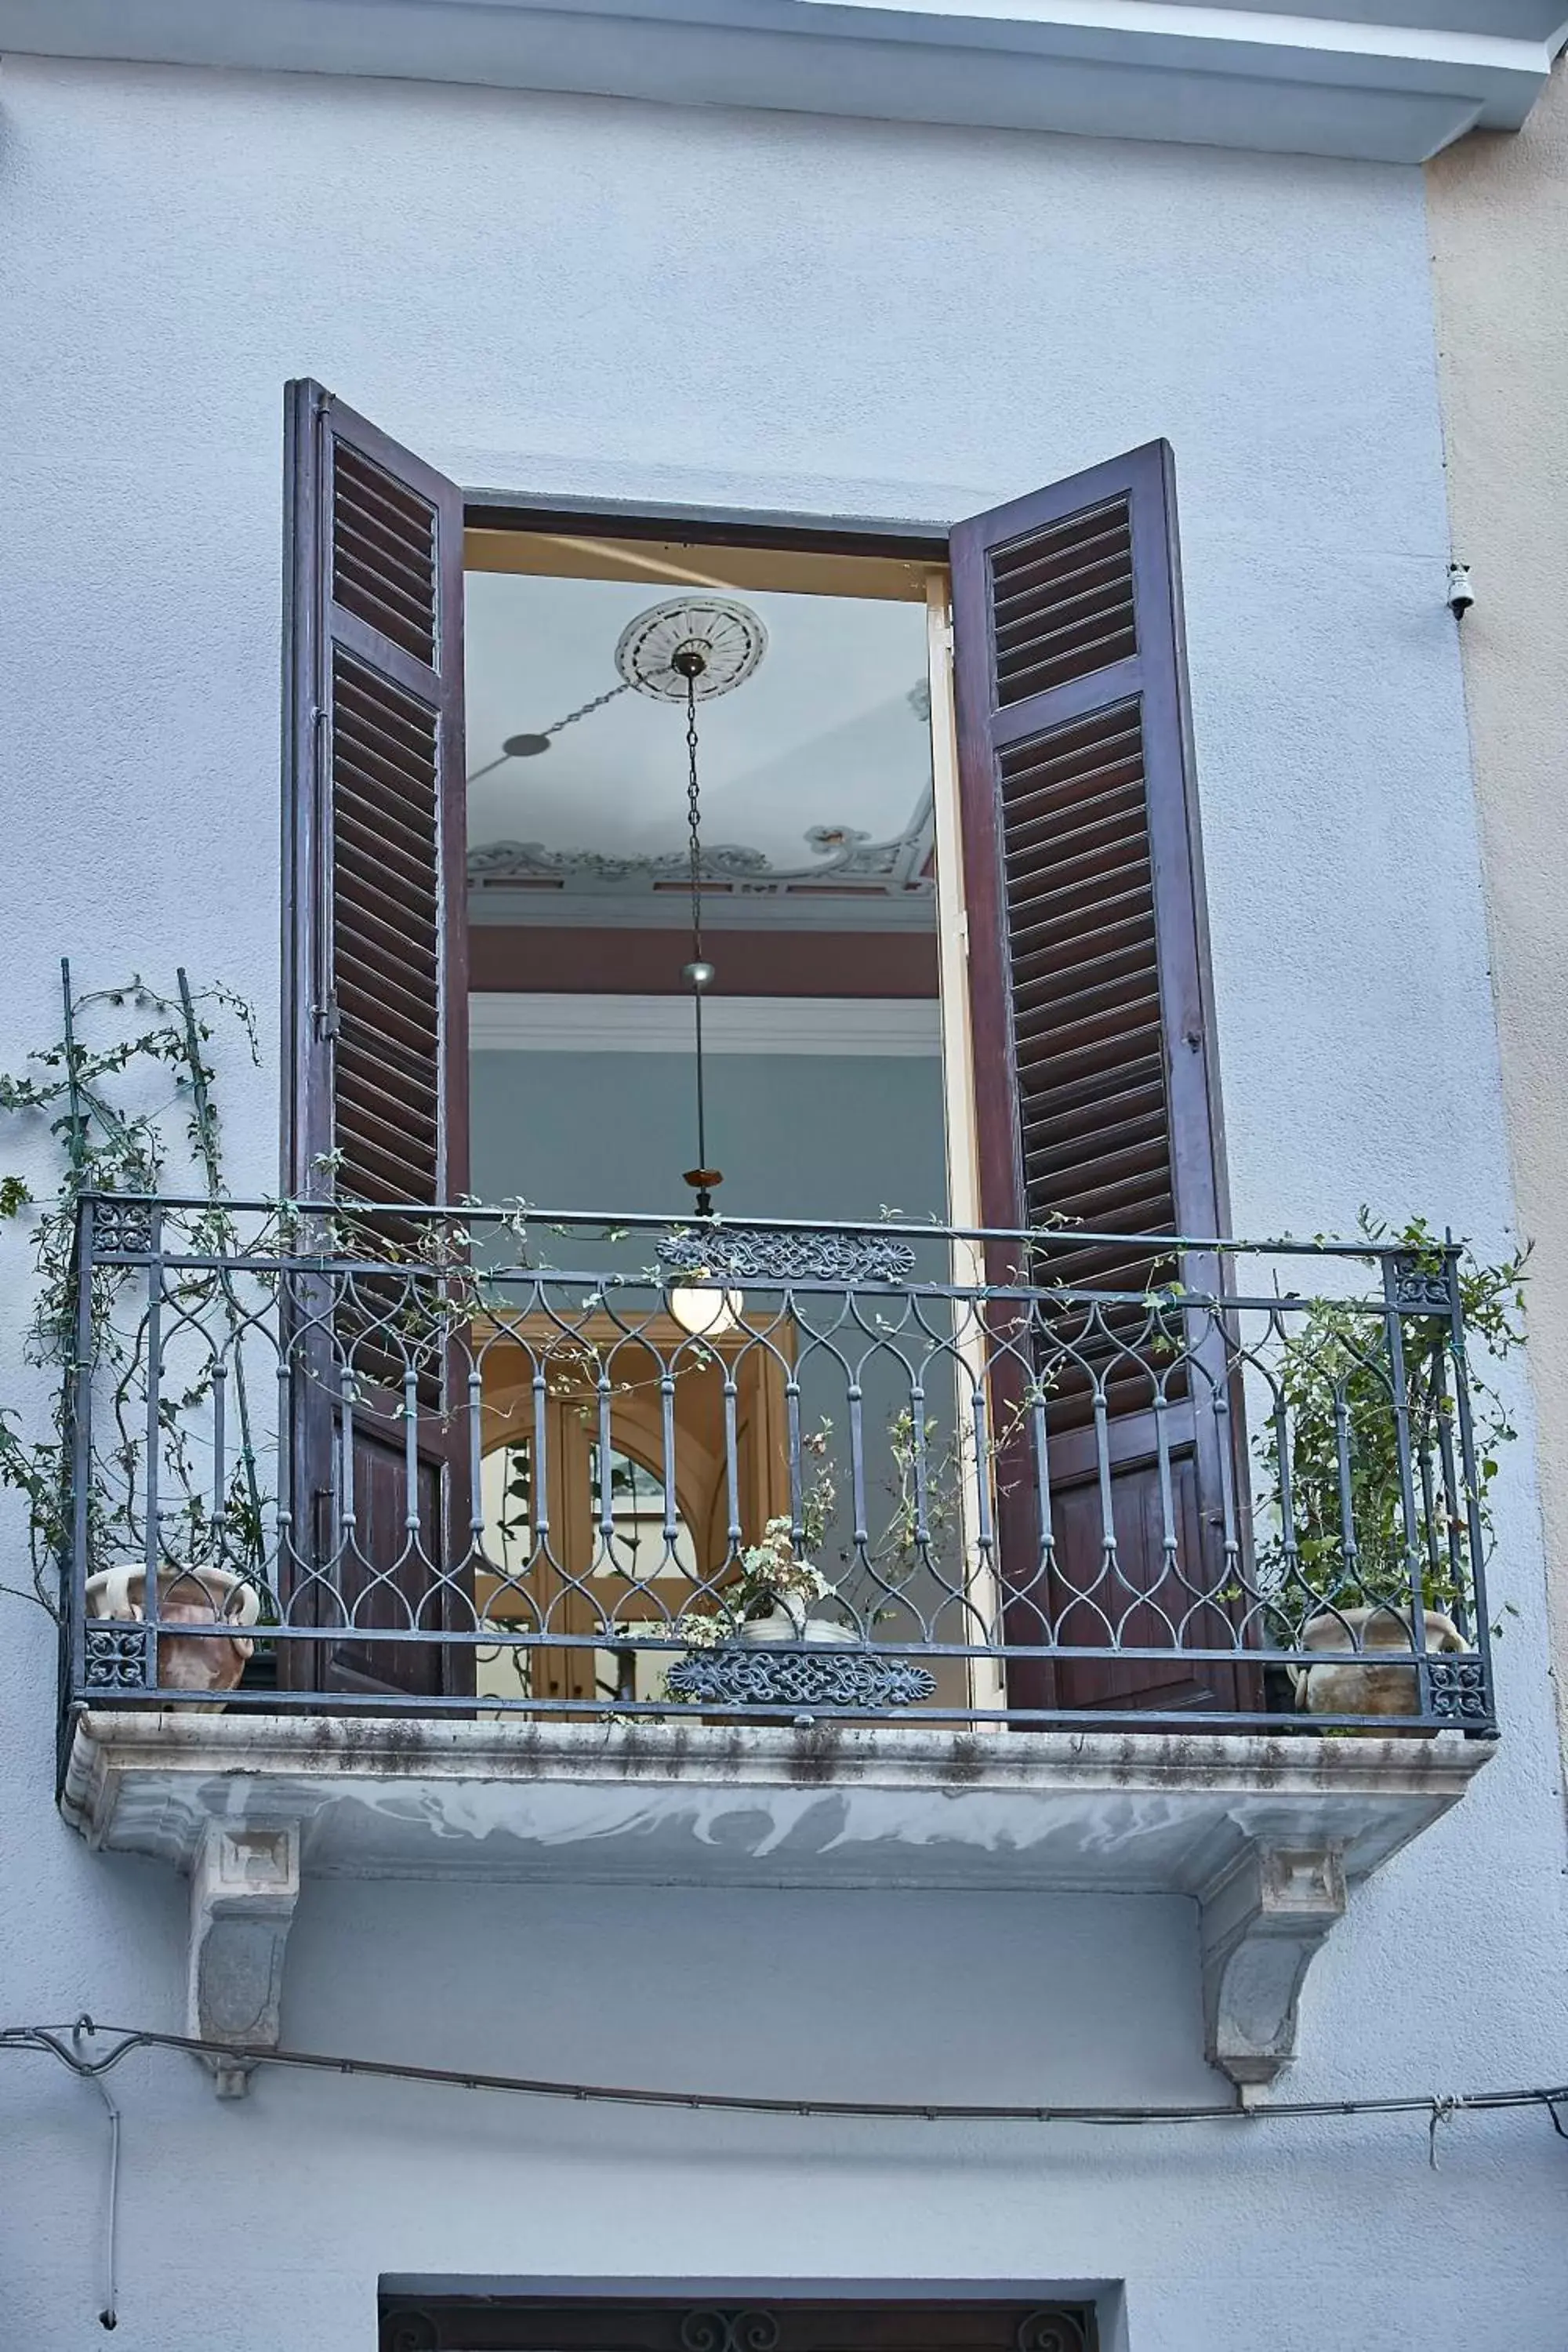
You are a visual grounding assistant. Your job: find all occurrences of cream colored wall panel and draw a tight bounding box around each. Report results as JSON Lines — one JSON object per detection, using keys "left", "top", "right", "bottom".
{"left": 1428, "top": 60, "right": 1568, "bottom": 1772}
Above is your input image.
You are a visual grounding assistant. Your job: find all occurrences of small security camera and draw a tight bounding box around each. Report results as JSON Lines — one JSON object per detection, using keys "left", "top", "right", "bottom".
{"left": 1447, "top": 561, "right": 1474, "bottom": 616}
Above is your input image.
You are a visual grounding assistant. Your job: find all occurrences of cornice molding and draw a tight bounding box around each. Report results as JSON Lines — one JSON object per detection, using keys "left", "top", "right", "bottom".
{"left": 468, "top": 989, "right": 943, "bottom": 1053}
{"left": 2, "top": 0, "right": 1565, "bottom": 163}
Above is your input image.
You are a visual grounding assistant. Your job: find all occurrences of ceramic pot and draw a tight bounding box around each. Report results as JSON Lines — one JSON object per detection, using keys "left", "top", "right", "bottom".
{"left": 739, "top": 1590, "right": 858, "bottom": 1647}
{"left": 1291, "top": 1604, "right": 1468, "bottom": 1720}
{"left": 84, "top": 1563, "right": 261, "bottom": 1704}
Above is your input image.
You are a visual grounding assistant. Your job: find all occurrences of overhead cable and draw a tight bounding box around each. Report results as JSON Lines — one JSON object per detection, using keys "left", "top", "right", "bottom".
{"left": 4, "top": 2021, "right": 1567, "bottom": 2138}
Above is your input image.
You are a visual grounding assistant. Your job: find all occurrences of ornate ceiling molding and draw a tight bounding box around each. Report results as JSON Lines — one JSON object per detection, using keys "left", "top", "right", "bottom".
{"left": 468, "top": 794, "right": 936, "bottom": 913}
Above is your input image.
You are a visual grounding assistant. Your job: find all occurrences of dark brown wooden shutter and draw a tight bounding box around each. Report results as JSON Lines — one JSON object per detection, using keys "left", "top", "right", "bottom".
{"left": 952, "top": 441, "right": 1250, "bottom": 1716}
{"left": 281, "top": 379, "right": 473, "bottom": 1700}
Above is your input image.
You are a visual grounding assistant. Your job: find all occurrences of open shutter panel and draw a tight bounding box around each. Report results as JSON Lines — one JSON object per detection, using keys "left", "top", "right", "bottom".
{"left": 282, "top": 379, "right": 473, "bottom": 1700}
{"left": 951, "top": 441, "right": 1251, "bottom": 1716}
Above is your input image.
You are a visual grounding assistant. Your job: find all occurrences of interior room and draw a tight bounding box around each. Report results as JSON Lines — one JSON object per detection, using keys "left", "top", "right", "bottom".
{"left": 462, "top": 528, "right": 968, "bottom": 1705}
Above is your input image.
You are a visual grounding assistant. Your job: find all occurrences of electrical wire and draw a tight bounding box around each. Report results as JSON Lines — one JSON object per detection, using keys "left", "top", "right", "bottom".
{"left": 3, "top": 2022, "right": 1566, "bottom": 2138}
{"left": 70, "top": 2018, "right": 119, "bottom": 2331}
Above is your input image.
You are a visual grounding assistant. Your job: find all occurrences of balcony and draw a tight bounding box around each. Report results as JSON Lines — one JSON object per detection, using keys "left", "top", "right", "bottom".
{"left": 56, "top": 1195, "right": 1496, "bottom": 2093}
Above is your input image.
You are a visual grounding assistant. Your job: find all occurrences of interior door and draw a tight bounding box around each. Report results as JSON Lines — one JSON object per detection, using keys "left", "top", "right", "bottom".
{"left": 475, "top": 1313, "right": 793, "bottom": 1704}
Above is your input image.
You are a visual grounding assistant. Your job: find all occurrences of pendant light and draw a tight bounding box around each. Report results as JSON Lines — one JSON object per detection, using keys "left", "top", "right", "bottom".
{"left": 615, "top": 597, "right": 768, "bottom": 1339}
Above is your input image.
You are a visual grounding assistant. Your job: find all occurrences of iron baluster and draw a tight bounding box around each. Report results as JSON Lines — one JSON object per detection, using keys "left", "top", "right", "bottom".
{"left": 1440, "top": 1240, "right": 1498, "bottom": 1732}
{"left": 1381, "top": 1250, "right": 1435, "bottom": 1714}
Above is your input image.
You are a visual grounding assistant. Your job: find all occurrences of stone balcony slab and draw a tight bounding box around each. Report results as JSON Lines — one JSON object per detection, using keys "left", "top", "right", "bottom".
{"left": 61, "top": 1710, "right": 1491, "bottom": 2096}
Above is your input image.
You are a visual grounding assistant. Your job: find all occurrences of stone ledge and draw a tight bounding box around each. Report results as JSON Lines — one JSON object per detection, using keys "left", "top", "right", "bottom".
{"left": 62, "top": 1708, "right": 1490, "bottom": 1888}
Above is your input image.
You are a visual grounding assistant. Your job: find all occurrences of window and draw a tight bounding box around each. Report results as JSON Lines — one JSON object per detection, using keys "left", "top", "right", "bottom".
{"left": 280, "top": 382, "right": 1237, "bottom": 1715}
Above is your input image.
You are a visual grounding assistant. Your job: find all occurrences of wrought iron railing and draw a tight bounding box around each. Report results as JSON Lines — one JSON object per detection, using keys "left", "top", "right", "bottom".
{"left": 58, "top": 1195, "right": 1499, "bottom": 1736}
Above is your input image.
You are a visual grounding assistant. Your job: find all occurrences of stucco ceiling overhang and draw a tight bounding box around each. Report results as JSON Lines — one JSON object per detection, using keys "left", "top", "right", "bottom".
{"left": 2, "top": 0, "right": 1566, "bottom": 164}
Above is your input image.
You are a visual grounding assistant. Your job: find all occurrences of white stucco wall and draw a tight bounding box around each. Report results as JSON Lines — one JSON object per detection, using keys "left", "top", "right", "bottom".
{"left": 1427, "top": 60, "right": 1568, "bottom": 1779}
{"left": 1, "top": 55, "right": 1566, "bottom": 2352}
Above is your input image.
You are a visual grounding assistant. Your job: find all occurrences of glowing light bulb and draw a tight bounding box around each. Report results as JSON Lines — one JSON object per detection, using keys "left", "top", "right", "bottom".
{"left": 668, "top": 1280, "right": 745, "bottom": 1339}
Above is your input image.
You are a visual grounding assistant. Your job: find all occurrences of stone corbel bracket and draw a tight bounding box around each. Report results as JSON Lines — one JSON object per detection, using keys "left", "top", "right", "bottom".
{"left": 1200, "top": 1842, "right": 1347, "bottom": 2097}
{"left": 187, "top": 1820, "right": 301, "bottom": 2098}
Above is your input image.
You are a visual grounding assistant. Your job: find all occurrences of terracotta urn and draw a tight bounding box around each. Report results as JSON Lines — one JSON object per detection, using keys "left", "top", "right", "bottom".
{"left": 84, "top": 1563, "right": 262, "bottom": 1704}
{"left": 1291, "top": 1603, "right": 1468, "bottom": 1720}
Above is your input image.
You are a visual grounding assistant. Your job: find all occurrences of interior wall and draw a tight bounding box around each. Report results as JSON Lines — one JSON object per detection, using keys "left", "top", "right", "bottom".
{"left": 473, "top": 1045, "right": 952, "bottom": 1583}
{"left": 471, "top": 1050, "right": 947, "bottom": 1221}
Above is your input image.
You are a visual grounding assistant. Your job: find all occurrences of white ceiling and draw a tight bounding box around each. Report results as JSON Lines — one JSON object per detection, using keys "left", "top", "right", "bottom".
{"left": 465, "top": 569, "right": 931, "bottom": 876}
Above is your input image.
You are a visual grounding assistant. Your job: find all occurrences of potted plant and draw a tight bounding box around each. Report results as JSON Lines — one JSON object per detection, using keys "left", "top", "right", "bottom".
{"left": 1258, "top": 1214, "right": 1526, "bottom": 1719}
{"left": 731, "top": 1515, "right": 857, "bottom": 1649}
{"left": 1, "top": 966, "right": 272, "bottom": 1708}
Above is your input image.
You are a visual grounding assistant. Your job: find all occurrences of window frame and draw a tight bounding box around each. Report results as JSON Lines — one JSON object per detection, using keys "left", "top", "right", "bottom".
{"left": 459, "top": 504, "right": 993, "bottom": 1708}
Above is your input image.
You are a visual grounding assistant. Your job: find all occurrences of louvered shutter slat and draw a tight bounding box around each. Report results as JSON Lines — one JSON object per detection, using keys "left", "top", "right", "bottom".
{"left": 1012, "top": 914, "right": 1157, "bottom": 982}
{"left": 1025, "top": 1104, "right": 1170, "bottom": 1178}
{"left": 335, "top": 888, "right": 439, "bottom": 977}
{"left": 333, "top": 659, "right": 442, "bottom": 755}
{"left": 990, "top": 503, "right": 1139, "bottom": 705}
{"left": 1010, "top": 877, "right": 1154, "bottom": 952}
{"left": 331, "top": 445, "right": 437, "bottom": 663}
{"left": 1004, "top": 778, "right": 1148, "bottom": 849}
{"left": 1014, "top": 943, "right": 1157, "bottom": 1017}
{"left": 334, "top": 971, "right": 446, "bottom": 1070}
{"left": 333, "top": 786, "right": 439, "bottom": 870}
{"left": 335, "top": 803, "right": 444, "bottom": 898}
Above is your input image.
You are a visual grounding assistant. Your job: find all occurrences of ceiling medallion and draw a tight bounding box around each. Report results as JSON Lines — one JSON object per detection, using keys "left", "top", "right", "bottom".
{"left": 615, "top": 596, "right": 769, "bottom": 702}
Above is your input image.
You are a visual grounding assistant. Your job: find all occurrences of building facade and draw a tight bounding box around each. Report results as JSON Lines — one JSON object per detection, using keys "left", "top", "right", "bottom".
{"left": 2, "top": 9, "right": 1568, "bottom": 2349}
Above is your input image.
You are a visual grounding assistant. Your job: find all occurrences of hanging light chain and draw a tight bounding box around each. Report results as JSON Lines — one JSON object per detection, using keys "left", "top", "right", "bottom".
{"left": 685, "top": 670, "right": 705, "bottom": 973}
{"left": 465, "top": 681, "right": 634, "bottom": 783}
{"left": 545, "top": 678, "right": 634, "bottom": 739}
{"left": 668, "top": 650, "right": 721, "bottom": 1218}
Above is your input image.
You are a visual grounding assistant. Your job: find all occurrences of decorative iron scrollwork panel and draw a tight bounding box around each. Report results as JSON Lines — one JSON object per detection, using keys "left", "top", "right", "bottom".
{"left": 658, "top": 1225, "right": 918, "bottom": 1285}
{"left": 1426, "top": 1653, "right": 1493, "bottom": 1726}
{"left": 665, "top": 1645, "right": 938, "bottom": 1711}
{"left": 83, "top": 1624, "right": 151, "bottom": 1689}
{"left": 1392, "top": 1253, "right": 1452, "bottom": 1313}
{"left": 1016, "top": 2314, "right": 1091, "bottom": 2352}
{"left": 90, "top": 1197, "right": 157, "bottom": 1258}
{"left": 680, "top": 2314, "right": 781, "bottom": 2352}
